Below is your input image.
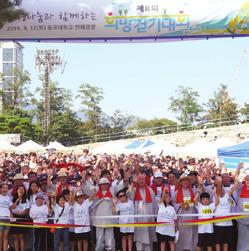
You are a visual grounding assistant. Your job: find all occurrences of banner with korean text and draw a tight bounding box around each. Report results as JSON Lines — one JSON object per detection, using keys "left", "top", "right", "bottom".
{"left": 1, "top": 0, "right": 249, "bottom": 42}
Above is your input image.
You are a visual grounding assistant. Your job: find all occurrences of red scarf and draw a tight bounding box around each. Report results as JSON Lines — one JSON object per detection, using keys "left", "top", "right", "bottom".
{"left": 240, "top": 184, "right": 249, "bottom": 198}
{"left": 151, "top": 184, "right": 165, "bottom": 196}
{"left": 56, "top": 184, "right": 69, "bottom": 196}
{"left": 176, "top": 186, "right": 195, "bottom": 204}
{"left": 96, "top": 188, "right": 113, "bottom": 199}
{"left": 134, "top": 186, "right": 152, "bottom": 203}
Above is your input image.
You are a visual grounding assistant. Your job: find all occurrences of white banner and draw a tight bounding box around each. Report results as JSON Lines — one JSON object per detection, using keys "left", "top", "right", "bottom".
{"left": 1, "top": 0, "right": 249, "bottom": 42}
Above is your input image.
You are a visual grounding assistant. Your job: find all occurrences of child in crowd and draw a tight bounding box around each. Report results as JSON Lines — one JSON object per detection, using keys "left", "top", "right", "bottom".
{"left": 0, "top": 183, "right": 11, "bottom": 251}
{"left": 72, "top": 190, "right": 95, "bottom": 251}
{"left": 112, "top": 189, "right": 135, "bottom": 251}
{"left": 51, "top": 192, "right": 72, "bottom": 251}
{"left": 194, "top": 188, "right": 219, "bottom": 251}
{"left": 156, "top": 188, "right": 178, "bottom": 251}
{"left": 29, "top": 192, "right": 50, "bottom": 251}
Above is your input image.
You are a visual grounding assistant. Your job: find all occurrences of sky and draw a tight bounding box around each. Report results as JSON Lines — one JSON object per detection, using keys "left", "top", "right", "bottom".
{"left": 22, "top": 37, "right": 249, "bottom": 120}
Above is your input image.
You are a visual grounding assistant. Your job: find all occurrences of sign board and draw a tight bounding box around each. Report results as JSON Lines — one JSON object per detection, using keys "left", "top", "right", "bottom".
{"left": 1, "top": 0, "right": 249, "bottom": 42}
{"left": 0, "top": 134, "right": 21, "bottom": 144}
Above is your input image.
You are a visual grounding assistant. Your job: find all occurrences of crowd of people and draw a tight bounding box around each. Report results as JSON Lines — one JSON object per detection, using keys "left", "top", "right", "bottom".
{"left": 0, "top": 149, "right": 248, "bottom": 251}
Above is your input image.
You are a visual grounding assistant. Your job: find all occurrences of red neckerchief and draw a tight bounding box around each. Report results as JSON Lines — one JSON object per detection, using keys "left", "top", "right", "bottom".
{"left": 176, "top": 186, "right": 194, "bottom": 204}
{"left": 240, "top": 184, "right": 249, "bottom": 198}
{"left": 96, "top": 188, "right": 113, "bottom": 199}
{"left": 151, "top": 184, "right": 165, "bottom": 196}
{"left": 134, "top": 185, "right": 152, "bottom": 203}
{"left": 56, "top": 184, "right": 69, "bottom": 196}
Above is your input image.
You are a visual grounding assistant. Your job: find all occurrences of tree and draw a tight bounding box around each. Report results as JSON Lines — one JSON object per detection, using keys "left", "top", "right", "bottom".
{"left": 240, "top": 103, "right": 249, "bottom": 117}
{"left": 0, "top": 0, "right": 27, "bottom": 28}
{"left": 0, "top": 68, "right": 31, "bottom": 111}
{"left": 0, "top": 113, "right": 43, "bottom": 142}
{"left": 205, "top": 84, "right": 238, "bottom": 121}
{"left": 32, "top": 81, "right": 73, "bottom": 124}
{"left": 169, "top": 85, "right": 203, "bottom": 124}
{"left": 48, "top": 111, "right": 84, "bottom": 144}
{"left": 76, "top": 83, "right": 104, "bottom": 133}
{"left": 110, "top": 110, "right": 132, "bottom": 132}
{"left": 131, "top": 118, "right": 176, "bottom": 129}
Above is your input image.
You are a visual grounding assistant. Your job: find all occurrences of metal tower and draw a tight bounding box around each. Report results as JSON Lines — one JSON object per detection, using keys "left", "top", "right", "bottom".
{"left": 35, "top": 49, "right": 63, "bottom": 142}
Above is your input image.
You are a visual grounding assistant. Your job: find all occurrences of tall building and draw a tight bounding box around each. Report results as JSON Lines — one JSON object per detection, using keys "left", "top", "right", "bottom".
{"left": 0, "top": 41, "right": 24, "bottom": 112}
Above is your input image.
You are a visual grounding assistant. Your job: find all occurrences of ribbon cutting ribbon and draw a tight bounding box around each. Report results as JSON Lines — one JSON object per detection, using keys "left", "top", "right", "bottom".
{"left": 0, "top": 214, "right": 247, "bottom": 229}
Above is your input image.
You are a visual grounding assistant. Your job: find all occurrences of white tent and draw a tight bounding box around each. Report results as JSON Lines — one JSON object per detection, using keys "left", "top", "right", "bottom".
{"left": 179, "top": 139, "right": 217, "bottom": 157}
{"left": 0, "top": 141, "right": 16, "bottom": 152}
{"left": 17, "top": 140, "right": 45, "bottom": 152}
{"left": 46, "top": 141, "right": 67, "bottom": 151}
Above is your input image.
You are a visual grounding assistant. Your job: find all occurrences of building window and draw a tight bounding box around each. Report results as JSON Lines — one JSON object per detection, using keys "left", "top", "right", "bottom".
{"left": 3, "top": 48, "right": 13, "bottom": 62}
{"left": 2, "top": 63, "right": 14, "bottom": 76}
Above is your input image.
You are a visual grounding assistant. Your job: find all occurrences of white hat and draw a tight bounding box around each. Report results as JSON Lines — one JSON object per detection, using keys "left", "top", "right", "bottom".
{"left": 154, "top": 171, "right": 163, "bottom": 178}
{"left": 58, "top": 171, "right": 67, "bottom": 178}
{"left": 75, "top": 191, "right": 85, "bottom": 197}
{"left": 14, "top": 173, "right": 24, "bottom": 181}
{"left": 99, "top": 177, "right": 110, "bottom": 185}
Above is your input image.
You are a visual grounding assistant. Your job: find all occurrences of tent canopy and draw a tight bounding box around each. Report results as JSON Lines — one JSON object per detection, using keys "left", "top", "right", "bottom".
{"left": 17, "top": 140, "right": 44, "bottom": 152}
{"left": 46, "top": 141, "right": 66, "bottom": 150}
{"left": 218, "top": 140, "right": 249, "bottom": 158}
{"left": 0, "top": 141, "right": 16, "bottom": 151}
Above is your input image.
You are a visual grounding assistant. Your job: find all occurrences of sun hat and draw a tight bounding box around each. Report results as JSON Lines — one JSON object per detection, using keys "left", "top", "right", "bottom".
{"left": 13, "top": 173, "right": 24, "bottom": 181}
{"left": 99, "top": 177, "right": 110, "bottom": 185}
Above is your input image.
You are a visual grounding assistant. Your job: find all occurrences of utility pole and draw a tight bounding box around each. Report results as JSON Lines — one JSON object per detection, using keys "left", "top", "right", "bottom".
{"left": 35, "top": 49, "right": 63, "bottom": 144}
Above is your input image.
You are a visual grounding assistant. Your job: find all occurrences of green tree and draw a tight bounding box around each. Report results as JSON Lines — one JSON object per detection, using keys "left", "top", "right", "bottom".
{"left": 110, "top": 110, "right": 132, "bottom": 132}
{"left": 0, "top": 68, "right": 31, "bottom": 111}
{"left": 32, "top": 81, "right": 73, "bottom": 124}
{"left": 0, "top": 0, "right": 27, "bottom": 28}
{"left": 76, "top": 83, "right": 104, "bottom": 133}
{"left": 48, "top": 111, "right": 84, "bottom": 144}
{"left": 205, "top": 84, "right": 238, "bottom": 121}
{"left": 240, "top": 103, "right": 249, "bottom": 117}
{"left": 0, "top": 113, "right": 43, "bottom": 142}
{"left": 169, "top": 85, "right": 203, "bottom": 124}
{"left": 131, "top": 118, "right": 176, "bottom": 130}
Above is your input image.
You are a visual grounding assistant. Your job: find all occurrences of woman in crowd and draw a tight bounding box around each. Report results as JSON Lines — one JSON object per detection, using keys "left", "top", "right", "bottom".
{"left": 175, "top": 175, "right": 197, "bottom": 251}
{"left": 0, "top": 183, "right": 11, "bottom": 251}
{"left": 27, "top": 180, "right": 39, "bottom": 206}
{"left": 10, "top": 185, "right": 30, "bottom": 251}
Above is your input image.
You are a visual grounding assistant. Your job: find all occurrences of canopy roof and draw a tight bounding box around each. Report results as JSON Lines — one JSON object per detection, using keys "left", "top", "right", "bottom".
{"left": 218, "top": 140, "right": 249, "bottom": 158}
{"left": 17, "top": 140, "right": 44, "bottom": 152}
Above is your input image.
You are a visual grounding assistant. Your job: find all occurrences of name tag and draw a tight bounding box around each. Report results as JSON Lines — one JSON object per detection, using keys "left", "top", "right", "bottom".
{"left": 201, "top": 208, "right": 212, "bottom": 214}
{"left": 243, "top": 202, "right": 249, "bottom": 211}
{"left": 183, "top": 197, "right": 193, "bottom": 206}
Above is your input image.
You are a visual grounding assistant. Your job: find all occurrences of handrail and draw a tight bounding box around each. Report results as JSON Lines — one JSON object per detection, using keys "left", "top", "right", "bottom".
{"left": 62, "top": 115, "right": 249, "bottom": 146}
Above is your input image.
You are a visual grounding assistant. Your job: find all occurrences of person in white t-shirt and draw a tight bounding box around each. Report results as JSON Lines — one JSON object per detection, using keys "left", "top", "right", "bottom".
{"left": 29, "top": 192, "right": 50, "bottom": 251}
{"left": 194, "top": 189, "right": 219, "bottom": 251}
{"left": 10, "top": 185, "right": 30, "bottom": 251}
{"left": 51, "top": 194, "right": 71, "bottom": 251}
{"left": 113, "top": 189, "right": 135, "bottom": 251}
{"left": 72, "top": 190, "right": 95, "bottom": 251}
{"left": 214, "top": 183, "right": 238, "bottom": 251}
{"left": 156, "top": 188, "right": 178, "bottom": 251}
{"left": 0, "top": 183, "right": 11, "bottom": 251}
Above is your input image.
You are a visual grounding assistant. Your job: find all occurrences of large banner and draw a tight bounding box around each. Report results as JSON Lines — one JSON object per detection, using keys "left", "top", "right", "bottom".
{"left": 1, "top": 0, "right": 249, "bottom": 42}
